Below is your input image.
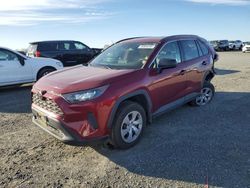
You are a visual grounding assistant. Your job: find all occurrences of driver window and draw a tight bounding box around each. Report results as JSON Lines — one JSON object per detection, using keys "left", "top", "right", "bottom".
{"left": 0, "top": 50, "right": 18, "bottom": 61}
{"left": 154, "top": 41, "right": 181, "bottom": 68}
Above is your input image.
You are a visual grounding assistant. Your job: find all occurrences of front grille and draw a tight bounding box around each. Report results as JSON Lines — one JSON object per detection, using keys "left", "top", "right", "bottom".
{"left": 32, "top": 93, "right": 63, "bottom": 115}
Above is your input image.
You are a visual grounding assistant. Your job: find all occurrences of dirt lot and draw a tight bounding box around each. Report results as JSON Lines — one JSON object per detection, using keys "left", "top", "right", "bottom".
{"left": 0, "top": 52, "right": 250, "bottom": 188}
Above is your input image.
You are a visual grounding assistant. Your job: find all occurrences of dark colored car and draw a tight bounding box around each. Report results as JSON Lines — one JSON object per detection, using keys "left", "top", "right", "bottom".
{"left": 92, "top": 48, "right": 103, "bottom": 55}
{"left": 27, "top": 40, "right": 100, "bottom": 67}
{"left": 210, "top": 40, "right": 229, "bottom": 51}
{"left": 31, "top": 35, "right": 218, "bottom": 149}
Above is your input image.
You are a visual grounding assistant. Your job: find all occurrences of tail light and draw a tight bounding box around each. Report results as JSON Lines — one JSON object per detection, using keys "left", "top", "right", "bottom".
{"left": 35, "top": 51, "right": 41, "bottom": 57}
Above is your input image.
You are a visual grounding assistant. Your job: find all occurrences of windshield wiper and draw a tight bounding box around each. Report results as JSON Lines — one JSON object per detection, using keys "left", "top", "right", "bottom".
{"left": 88, "top": 63, "right": 112, "bottom": 69}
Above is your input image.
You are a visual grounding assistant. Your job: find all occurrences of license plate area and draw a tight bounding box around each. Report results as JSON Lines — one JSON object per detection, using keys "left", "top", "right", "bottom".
{"left": 34, "top": 111, "right": 48, "bottom": 125}
{"left": 33, "top": 110, "right": 65, "bottom": 138}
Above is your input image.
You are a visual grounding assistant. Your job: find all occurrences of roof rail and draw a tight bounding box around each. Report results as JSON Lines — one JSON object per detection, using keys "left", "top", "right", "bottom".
{"left": 115, "top": 37, "right": 145, "bottom": 44}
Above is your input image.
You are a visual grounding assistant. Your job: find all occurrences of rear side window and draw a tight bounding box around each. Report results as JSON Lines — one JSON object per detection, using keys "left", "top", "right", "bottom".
{"left": 180, "top": 40, "right": 199, "bottom": 61}
{"left": 38, "top": 43, "right": 58, "bottom": 51}
{"left": 197, "top": 40, "right": 209, "bottom": 55}
{"left": 58, "top": 42, "right": 75, "bottom": 51}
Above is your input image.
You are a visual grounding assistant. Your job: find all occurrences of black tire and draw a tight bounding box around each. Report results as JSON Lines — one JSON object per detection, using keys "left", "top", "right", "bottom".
{"left": 189, "top": 82, "right": 215, "bottom": 107}
{"left": 37, "top": 68, "right": 55, "bottom": 80}
{"left": 110, "top": 101, "right": 146, "bottom": 149}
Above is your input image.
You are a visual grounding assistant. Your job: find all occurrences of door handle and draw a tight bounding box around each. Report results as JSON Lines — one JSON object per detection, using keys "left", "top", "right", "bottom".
{"left": 179, "top": 70, "right": 186, "bottom": 75}
{"left": 202, "top": 61, "right": 207, "bottom": 66}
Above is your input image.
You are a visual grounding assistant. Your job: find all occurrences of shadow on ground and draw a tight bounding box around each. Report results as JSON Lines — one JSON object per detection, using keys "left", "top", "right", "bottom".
{"left": 0, "top": 85, "right": 32, "bottom": 113}
{"left": 1, "top": 85, "right": 250, "bottom": 187}
{"left": 93, "top": 92, "right": 250, "bottom": 187}
{"left": 215, "top": 68, "right": 240, "bottom": 75}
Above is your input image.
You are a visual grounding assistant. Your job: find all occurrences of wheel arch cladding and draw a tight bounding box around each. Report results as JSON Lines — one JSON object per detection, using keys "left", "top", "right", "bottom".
{"left": 202, "top": 71, "right": 215, "bottom": 86}
{"left": 107, "top": 89, "right": 153, "bottom": 129}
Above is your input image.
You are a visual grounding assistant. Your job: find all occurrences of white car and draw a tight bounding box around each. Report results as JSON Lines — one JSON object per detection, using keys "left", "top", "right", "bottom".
{"left": 229, "top": 40, "right": 243, "bottom": 50}
{"left": 242, "top": 42, "right": 250, "bottom": 53}
{"left": 0, "top": 47, "right": 63, "bottom": 87}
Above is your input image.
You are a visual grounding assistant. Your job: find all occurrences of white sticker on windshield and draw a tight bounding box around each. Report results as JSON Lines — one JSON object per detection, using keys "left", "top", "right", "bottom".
{"left": 138, "top": 44, "right": 156, "bottom": 49}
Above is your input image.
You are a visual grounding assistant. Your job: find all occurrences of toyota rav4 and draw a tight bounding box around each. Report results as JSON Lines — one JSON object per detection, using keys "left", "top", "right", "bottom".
{"left": 31, "top": 35, "right": 218, "bottom": 149}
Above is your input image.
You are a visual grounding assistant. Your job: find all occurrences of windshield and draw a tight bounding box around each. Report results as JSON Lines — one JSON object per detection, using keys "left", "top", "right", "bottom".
{"left": 90, "top": 42, "right": 158, "bottom": 69}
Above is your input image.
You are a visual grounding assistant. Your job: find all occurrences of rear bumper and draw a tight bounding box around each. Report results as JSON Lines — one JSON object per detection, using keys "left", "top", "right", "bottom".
{"left": 32, "top": 107, "right": 108, "bottom": 145}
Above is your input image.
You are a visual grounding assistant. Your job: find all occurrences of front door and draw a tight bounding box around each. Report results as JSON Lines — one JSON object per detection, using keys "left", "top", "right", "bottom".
{"left": 149, "top": 41, "right": 189, "bottom": 112}
{"left": 0, "top": 49, "right": 31, "bottom": 86}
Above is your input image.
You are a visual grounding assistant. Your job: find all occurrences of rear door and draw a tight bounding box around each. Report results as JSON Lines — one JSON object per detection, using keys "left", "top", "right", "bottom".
{"left": 0, "top": 49, "right": 32, "bottom": 86}
{"left": 179, "top": 39, "right": 211, "bottom": 94}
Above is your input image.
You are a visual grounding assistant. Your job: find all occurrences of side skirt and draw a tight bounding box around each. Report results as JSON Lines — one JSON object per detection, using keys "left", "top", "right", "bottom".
{"left": 152, "top": 92, "right": 199, "bottom": 118}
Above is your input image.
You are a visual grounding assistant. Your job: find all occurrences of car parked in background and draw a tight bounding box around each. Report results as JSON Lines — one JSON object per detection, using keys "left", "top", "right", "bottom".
{"left": 31, "top": 35, "right": 218, "bottom": 149}
{"left": 209, "top": 41, "right": 219, "bottom": 51}
{"left": 92, "top": 48, "right": 103, "bottom": 55}
{"left": 0, "top": 47, "right": 63, "bottom": 87}
{"left": 210, "top": 40, "right": 230, "bottom": 51}
{"left": 242, "top": 42, "right": 250, "bottom": 53}
{"left": 229, "top": 40, "right": 243, "bottom": 50}
{"left": 217, "top": 40, "right": 230, "bottom": 51}
{"left": 27, "top": 40, "right": 100, "bottom": 67}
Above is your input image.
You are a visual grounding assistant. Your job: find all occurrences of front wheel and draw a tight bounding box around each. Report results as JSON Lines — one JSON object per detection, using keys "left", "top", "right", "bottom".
{"left": 110, "top": 101, "right": 146, "bottom": 149}
{"left": 190, "top": 82, "right": 215, "bottom": 106}
{"left": 37, "top": 68, "right": 56, "bottom": 80}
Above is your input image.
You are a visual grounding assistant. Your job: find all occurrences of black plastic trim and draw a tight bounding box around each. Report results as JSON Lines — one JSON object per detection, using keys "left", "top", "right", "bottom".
{"left": 107, "top": 89, "right": 153, "bottom": 129}
{"left": 153, "top": 92, "right": 198, "bottom": 118}
{"left": 32, "top": 107, "right": 106, "bottom": 146}
{"left": 87, "top": 112, "right": 98, "bottom": 130}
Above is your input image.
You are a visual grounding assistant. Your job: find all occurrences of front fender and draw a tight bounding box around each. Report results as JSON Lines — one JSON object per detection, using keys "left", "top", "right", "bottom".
{"left": 106, "top": 89, "right": 153, "bottom": 129}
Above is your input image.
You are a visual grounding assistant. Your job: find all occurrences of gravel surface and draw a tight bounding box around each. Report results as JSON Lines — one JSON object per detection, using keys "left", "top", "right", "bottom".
{"left": 0, "top": 52, "right": 250, "bottom": 188}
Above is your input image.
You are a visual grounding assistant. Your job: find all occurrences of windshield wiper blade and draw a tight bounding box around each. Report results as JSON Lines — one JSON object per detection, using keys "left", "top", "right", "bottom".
{"left": 101, "top": 65, "right": 112, "bottom": 69}
{"left": 89, "top": 64, "right": 112, "bottom": 69}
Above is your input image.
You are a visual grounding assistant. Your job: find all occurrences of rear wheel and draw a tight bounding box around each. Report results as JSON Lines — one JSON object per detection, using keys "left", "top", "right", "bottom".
{"left": 190, "top": 82, "right": 215, "bottom": 106}
{"left": 110, "top": 101, "right": 146, "bottom": 149}
{"left": 37, "top": 68, "right": 55, "bottom": 80}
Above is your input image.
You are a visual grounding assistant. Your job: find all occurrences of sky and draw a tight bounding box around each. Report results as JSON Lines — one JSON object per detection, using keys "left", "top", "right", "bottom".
{"left": 0, "top": 0, "right": 250, "bottom": 50}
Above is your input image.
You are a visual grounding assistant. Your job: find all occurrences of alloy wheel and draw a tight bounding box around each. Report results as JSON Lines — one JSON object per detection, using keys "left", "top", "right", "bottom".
{"left": 196, "top": 87, "right": 213, "bottom": 106}
{"left": 120, "top": 111, "right": 143, "bottom": 143}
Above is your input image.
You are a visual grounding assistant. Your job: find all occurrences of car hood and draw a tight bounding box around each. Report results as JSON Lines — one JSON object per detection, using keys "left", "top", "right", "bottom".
{"left": 34, "top": 65, "right": 136, "bottom": 94}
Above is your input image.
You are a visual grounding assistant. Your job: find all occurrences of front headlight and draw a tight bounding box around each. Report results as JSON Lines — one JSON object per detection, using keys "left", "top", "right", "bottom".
{"left": 62, "top": 85, "right": 109, "bottom": 103}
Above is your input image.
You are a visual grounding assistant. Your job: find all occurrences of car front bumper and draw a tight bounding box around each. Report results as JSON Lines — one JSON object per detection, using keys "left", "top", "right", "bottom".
{"left": 32, "top": 106, "right": 108, "bottom": 145}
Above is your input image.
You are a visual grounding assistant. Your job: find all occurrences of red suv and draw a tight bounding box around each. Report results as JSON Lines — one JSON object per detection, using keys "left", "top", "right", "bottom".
{"left": 32, "top": 35, "right": 218, "bottom": 149}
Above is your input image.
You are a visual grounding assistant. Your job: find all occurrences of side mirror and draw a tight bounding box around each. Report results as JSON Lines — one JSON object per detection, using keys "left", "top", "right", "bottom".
{"left": 157, "top": 58, "right": 177, "bottom": 73}
{"left": 213, "top": 53, "right": 219, "bottom": 62}
{"left": 18, "top": 56, "right": 25, "bottom": 66}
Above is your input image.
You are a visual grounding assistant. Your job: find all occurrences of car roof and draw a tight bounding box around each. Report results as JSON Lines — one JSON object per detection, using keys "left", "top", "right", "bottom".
{"left": 117, "top": 35, "right": 203, "bottom": 44}
{"left": 30, "top": 40, "right": 81, "bottom": 44}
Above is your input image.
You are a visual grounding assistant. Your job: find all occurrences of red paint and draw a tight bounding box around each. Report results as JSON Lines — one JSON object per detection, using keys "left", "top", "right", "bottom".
{"left": 32, "top": 35, "right": 217, "bottom": 142}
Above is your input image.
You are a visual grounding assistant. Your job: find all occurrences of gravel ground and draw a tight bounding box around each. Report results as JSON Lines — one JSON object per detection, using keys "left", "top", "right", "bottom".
{"left": 0, "top": 52, "right": 250, "bottom": 188}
